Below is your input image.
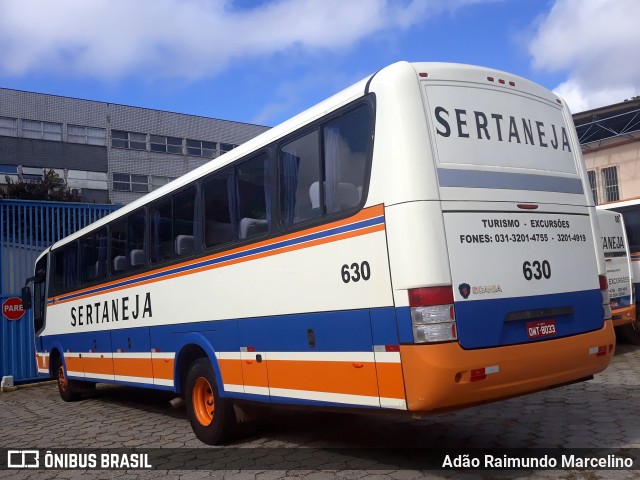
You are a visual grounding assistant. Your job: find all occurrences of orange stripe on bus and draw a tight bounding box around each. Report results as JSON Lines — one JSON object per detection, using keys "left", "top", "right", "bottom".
{"left": 375, "top": 362, "right": 406, "bottom": 400}
{"left": 267, "top": 360, "right": 380, "bottom": 397}
{"left": 82, "top": 357, "right": 114, "bottom": 376}
{"left": 218, "top": 359, "right": 244, "bottom": 386}
{"left": 241, "top": 361, "right": 269, "bottom": 389}
{"left": 151, "top": 358, "right": 174, "bottom": 381}
{"left": 64, "top": 357, "right": 82, "bottom": 372}
{"left": 113, "top": 358, "right": 154, "bottom": 379}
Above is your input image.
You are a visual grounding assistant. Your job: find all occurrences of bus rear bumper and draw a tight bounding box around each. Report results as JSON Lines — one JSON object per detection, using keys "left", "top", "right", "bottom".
{"left": 611, "top": 305, "right": 636, "bottom": 327}
{"left": 400, "top": 320, "right": 615, "bottom": 412}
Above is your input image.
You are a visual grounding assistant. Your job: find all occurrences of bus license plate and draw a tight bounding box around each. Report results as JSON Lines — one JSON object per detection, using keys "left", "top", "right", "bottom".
{"left": 526, "top": 320, "right": 557, "bottom": 339}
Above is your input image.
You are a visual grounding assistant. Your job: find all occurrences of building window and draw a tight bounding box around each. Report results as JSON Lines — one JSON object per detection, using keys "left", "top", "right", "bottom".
{"left": 113, "top": 173, "right": 148, "bottom": 192}
{"left": 22, "top": 120, "right": 62, "bottom": 141}
{"left": 150, "top": 175, "right": 175, "bottom": 191}
{"left": 0, "top": 117, "right": 17, "bottom": 137}
{"left": 186, "top": 139, "right": 216, "bottom": 157}
{"left": 111, "top": 130, "right": 146, "bottom": 150}
{"left": 602, "top": 166, "right": 619, "bottom": 203}
{"left": 587, "top": 170, "right": 598, "bottom": 205}
{"left": 150, "top": 135, "right": 183, "bottom": 154}
{"left": 68, "top": 125, "right": 106, "bottom": 146}
{"left": 0, "top": 164, "right": 18, "bottom": 175}
{"left": 220, "top": 143, "right": 237, "bottom": 154}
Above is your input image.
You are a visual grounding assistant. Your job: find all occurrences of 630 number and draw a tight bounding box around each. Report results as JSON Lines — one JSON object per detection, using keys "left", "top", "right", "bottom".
{"left": 522, "top": 260, "right": 551, "bottom": 280}
{"left": 341, "top": 261, "right": 371, "bottom": 283}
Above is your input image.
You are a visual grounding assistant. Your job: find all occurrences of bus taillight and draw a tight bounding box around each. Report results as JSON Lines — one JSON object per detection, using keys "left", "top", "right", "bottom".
{"left": 599, "top": 275, "right": 612, "bottom": 320}
{"left": 408, "top": 286, "right": 457, "bottom": 343}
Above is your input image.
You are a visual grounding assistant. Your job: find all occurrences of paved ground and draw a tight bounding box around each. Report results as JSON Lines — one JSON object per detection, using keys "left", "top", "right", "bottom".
{"left": 1, "top": 342, "right": 639, "bottom": 479}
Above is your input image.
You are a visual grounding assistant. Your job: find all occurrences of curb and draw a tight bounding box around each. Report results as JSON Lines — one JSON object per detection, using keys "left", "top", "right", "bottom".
{"left": 0, "top": 380, "right": 56, "bottom": 393}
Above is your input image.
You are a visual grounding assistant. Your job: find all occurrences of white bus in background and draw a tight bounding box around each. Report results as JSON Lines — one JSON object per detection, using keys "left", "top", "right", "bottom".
{"left": 596, "top": 208, "right": 636, "bottom": 342}
{"left": 599, "top": 199, "right": 640, "bottom": 344}
{"left": 25, "top": 61, "right": 615, "bottom": 445}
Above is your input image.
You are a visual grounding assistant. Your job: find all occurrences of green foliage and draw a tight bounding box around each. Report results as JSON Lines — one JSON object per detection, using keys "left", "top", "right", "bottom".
{"left": 1, "top": 169, "right": 80, "bottom": 202}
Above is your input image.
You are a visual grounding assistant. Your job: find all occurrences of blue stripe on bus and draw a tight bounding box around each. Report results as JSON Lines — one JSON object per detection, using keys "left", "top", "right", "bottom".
{"left": 51, "top": 214, "right": 384, "bottom": 304}
{"left": 437, "top": 168, "right": 585, "bottom": 194}
{"left": 396, "top": 289, "right": 605, "bottom": 347}
{"left": 42, "top": 307, "right": 396, "bottom": 401}
{"left": 453, "top": 289, "right": 604, "bottom": 349}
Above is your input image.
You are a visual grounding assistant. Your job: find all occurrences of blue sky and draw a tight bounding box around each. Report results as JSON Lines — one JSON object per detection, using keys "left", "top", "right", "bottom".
{"left": 0, "top": 0, "right": 638, "bottom": 127}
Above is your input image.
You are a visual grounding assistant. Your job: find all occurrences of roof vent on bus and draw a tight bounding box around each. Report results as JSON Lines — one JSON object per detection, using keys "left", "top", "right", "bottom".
{"left": 487, "top": 76, "right": 515, "bottom": 87}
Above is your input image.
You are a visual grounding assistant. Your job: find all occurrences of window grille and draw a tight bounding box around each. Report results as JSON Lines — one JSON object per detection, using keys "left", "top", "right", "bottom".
{"left": 602, "top": 166, "right": 619, "bottom": 203}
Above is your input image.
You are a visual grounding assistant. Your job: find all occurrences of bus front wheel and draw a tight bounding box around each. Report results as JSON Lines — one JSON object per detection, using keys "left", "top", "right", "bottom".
{"left": 184, "top": 358, "right": 235, "bottom": 445}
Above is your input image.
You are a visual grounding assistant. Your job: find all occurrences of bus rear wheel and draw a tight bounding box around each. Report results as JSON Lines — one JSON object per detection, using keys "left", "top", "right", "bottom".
{"left": 619, "top": 322, "right": 640, "bottom": 345}
{"left": 184, "top": 358, "right": 235, "bottom": 445}
{"left": 55, "top": 359, "right": 82, "bottom": 402}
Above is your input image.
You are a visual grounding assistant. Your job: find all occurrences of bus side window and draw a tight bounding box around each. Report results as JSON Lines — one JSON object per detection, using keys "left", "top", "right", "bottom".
{"left": 128, "top": 209, "right": 147, "bottom": 269}
{"left": 203, "top": 172, "right": 236, "bottom": 247}
{"left": 80, "top": 227, "right": 108, "bottom": 283}
{"left": 53, "top": 243, "right": 78, "bottom": 294}
{"left": 279, "top": 130, "right": 321, "bottom": 226}
{"left": 173, "top": 187, "right": 196, "bottom": 256}
{"left": 236, "top": 154, "right": 269, "bottom": 239}
{"left": 150, "top": 187, "right": 196, "bottom": 262}
{"left": 110, "top": 218, "right": 129, "bottom": 273}
{"left": 278, "top": 105, "right": 371, "bottom": 227}
{"left": 150, "top": 198, "right": 173, "bottom": 263}
{"left": 323, "top": 106, "right": 371, "bottom": 214}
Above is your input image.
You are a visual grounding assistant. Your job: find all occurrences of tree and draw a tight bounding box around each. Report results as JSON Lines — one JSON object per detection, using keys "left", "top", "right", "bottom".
{"left": 1, "top": 169, "right": 80, "bottom": 202}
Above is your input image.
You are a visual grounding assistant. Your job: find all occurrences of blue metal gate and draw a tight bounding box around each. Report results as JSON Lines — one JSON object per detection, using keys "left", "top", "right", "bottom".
{"left": 0, "top": 200, "right": 119, "bottom": 382}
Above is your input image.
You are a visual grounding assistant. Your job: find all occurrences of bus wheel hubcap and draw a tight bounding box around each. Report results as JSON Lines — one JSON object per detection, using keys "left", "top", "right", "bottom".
{"left": 193, "top": 377, "right": 215, "bottom": 426}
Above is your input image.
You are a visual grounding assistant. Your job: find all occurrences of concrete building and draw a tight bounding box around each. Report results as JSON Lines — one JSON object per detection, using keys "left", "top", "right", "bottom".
{"left": 0, "top": 88, "right": 269, "bottom": 204}
{"left": 574, "top": 98, "right": 640, "bottom": 204}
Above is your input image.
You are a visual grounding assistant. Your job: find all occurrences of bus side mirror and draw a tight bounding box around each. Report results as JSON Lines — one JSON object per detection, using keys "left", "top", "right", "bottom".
{"left": 21, "top": 286, "right": 32, "bottom": 310}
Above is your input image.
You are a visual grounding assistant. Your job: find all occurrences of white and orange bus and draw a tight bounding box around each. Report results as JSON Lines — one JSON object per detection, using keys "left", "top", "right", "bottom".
{"left": 599, "top": 199, "right": 640, "bottom": 344}
{"left": 25, "top": 62, "right": 614, "bottom": 444}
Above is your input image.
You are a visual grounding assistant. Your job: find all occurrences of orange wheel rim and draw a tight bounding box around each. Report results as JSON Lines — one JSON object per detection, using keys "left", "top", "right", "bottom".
{"left": 58, "top": 365, "right": 69, "bottom": 392}
{"left": 192, "top": 377, "right": 215, "bottom": 426}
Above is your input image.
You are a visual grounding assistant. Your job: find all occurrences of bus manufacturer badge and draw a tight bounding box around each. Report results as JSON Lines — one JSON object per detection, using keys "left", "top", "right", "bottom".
{"left": 458, "top": 283, "right": 471, "bottom": 299}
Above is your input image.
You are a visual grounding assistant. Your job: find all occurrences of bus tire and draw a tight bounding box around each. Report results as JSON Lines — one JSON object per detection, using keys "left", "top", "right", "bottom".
{"left": 55, "top": 358, "right": 82, "bottom": 402}
{"left": 619, "top": 322, "right": 640, "bottom": 345}
{"left": 184, "top": 358, "right": 235, "bottom": 445}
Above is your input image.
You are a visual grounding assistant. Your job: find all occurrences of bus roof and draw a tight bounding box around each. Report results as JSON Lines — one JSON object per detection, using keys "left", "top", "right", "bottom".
{"left": 47, "top": 60, "right": 565, "bottom": 251}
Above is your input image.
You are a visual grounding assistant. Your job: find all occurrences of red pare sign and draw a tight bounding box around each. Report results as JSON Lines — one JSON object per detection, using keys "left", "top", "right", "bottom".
{"left": 3, "top": 297, "right": 25, "bottom": 321}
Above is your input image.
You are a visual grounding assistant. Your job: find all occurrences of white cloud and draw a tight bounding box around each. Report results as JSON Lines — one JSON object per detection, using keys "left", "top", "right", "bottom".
{"left": 529, "top": 0, "right": 640, "bottom": 112}
{"left": 0, "top": 0, "right": 494, "bottom": 81}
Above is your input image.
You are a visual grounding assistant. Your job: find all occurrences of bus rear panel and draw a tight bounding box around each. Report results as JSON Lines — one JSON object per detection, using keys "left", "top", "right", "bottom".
{"left": 375, "top": 62, "right": 614, "bottom": 412}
